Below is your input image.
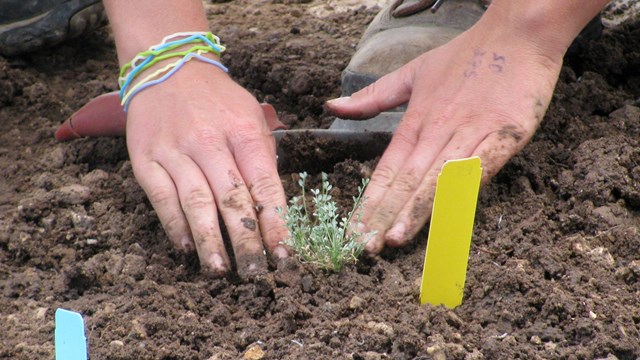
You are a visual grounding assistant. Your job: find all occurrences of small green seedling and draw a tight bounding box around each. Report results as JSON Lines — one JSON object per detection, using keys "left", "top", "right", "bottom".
{"left": 277, "top": 172, "right": 373, "bottom": 272}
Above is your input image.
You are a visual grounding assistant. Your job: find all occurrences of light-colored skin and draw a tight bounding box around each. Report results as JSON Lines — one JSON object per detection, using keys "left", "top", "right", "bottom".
{"left": 326, "top": 0, "right": 611, "bottom": 254}
{"left": 103, "top": 0, "right": 288, "bottom": 278}
{"left": 101, "top": 0, "right": 609, "bottom": 275}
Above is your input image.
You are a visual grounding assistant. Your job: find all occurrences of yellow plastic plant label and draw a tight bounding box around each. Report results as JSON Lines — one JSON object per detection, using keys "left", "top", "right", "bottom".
{"left": 420, "top": 157, "right": 482, "bottom": 308}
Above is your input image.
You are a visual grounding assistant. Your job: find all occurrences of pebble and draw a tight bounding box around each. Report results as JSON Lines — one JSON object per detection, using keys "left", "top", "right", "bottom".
{"left": 82, "top": 169, "right": 109, "bottom": 186}
{"left": 71, "top": 211, "right": 95, "bottom": 230}
{"left": 301, "top": 274, "right": 315, "bottom": 293}
{"left": 529, "top": 335, "right": 542, "bottom": 345}
{"left": 34, "top": 307, "right": 47, "bottom": 320}
{"left": 426, "top": 344, "right": 446, "bottom": 360}
{"left": 349, "top": 295, "right": 365, "bottom": 310}
{"left": 55, "top": 184, "right": 91, "bottom": 205}
{"left": 544, "top": 341, "right": 557, "bottom": 352}
{"left": 122, "top": 254, "right": 147, "bottom": 280}
{"left": 44, "top": 146, "right": 66, "bottom": 169}
{"left": 243, "top": 344, "right": 265, "bottom": 360}
{"left": 110, "top": 340, "right": 124, "bottom": 347}
{"left": 366, "top": 321, "right": 394, "bottom": 337}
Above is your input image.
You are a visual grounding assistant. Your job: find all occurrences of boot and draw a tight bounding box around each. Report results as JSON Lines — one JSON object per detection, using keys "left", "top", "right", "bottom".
{"left": 341, "top": 0, "right": 486, "bottom": 97}
{"left": 0, "top": 0, "right": 107, "bottom": 56}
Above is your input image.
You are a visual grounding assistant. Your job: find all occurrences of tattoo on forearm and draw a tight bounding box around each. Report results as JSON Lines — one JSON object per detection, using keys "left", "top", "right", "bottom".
{"left": 464, "top": 49, "right": 506, "bottom": 78}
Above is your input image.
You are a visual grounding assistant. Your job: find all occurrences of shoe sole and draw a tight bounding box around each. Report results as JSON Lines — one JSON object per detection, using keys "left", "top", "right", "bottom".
{"left": 0, "top": 1, "right": 106, "bottom": 56}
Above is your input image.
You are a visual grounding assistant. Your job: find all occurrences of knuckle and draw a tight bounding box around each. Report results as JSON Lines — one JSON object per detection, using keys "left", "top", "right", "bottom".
{"left": 249, "top": 173, "right": 282, "bottom": 201}
{"left": 229, "top": 122, "right": 269, "bottom": 144}
{"left": 232, "top": 232, "right": 263, "bottom": 255}
{"left": 392, "top": 171, "right": 421, "bottom": 194}
{"left": 220, "top": 186, "right": 253, "bottom": 211}
{"left": 182, "top": 189, "right": 215, "bottom": 213}
{"left": 371, "top": 164, "right": 396, "bottom": 188}
{"left": 147, "top": 185, "right": 175, "bottom": 207}
{"left": 162, "top": 213, "right": 186, "bottom": 238}
{"left": 190, "top": 127, "right": 225, "bottom": 149}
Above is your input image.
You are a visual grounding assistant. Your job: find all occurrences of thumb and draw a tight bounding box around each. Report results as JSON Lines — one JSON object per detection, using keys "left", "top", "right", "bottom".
{"left": 325, "top": 68, "right": 413, "bottom": 120}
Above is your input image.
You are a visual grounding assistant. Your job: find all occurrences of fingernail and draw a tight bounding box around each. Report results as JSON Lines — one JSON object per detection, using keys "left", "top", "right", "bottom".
{"left": 364, "top": 234, "right": 381, "bottom": 254}
{"left": 181, "top": 237, "right": 194, "bottom": 252}
{"left": 325, "top": 96, "right": 351, "bottom": 107}
{"left": 272, "top": 245, "right": 289, "bottom": 259}
{"left": 385, "top": 222, "right": 406, "bottom": 244}
{"left": 209, "top": 253, "right": 227, "bottom": 272}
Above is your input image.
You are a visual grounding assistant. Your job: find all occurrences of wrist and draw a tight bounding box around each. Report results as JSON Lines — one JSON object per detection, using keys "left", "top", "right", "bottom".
{"left": 478, "top": 0, "right": 608, "bottom": 61}
{"left": 117, "top": 32, "right": 228, "bottom": 111}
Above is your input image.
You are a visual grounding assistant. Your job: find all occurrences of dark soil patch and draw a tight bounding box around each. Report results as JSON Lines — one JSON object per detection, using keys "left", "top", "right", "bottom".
{"left": 1, "top": 1, "right": 639, "bottom": 359}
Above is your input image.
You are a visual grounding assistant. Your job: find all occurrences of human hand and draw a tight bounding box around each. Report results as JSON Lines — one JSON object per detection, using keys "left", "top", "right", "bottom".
{"left": 325, "top": 13, "right": 565, "bottom": 254}
{"left": 59, "top": 62, "right": 289, "bottom": 278}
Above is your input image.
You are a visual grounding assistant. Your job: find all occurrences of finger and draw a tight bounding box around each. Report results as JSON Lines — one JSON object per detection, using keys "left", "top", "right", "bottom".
{"left": 55, "top": 92, "right": 126, "bottom": 141}
{"left": 229, "top": 123, "right": 289, "bottom": 260}
{"left": 130, "top": 159, "right": 195, "bottom": 254}
{"left": 362, "top": 110, "right": 474, "bottom": 253}
{"left": 159, "top": 153, "right": 232, "bottom": 277}
{"left": 472, "top": 124, "right": 530, "bottom": 184}
{"left": 325, "top": 66, "right": 414, "bottom": 120}
{"left": 383, "top": 129, "right": 483, "bottom": 248}
{"left": 191, "top": 142, "right": 269, "bottom": 280}
{"left": 356, "top": 111, "right": 424, "bottom": 254}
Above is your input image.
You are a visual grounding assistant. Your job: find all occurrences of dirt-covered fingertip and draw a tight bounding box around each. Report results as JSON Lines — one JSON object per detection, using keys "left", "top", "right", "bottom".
{"left": 200, "top": 253, "right": 230, "bottom": 278}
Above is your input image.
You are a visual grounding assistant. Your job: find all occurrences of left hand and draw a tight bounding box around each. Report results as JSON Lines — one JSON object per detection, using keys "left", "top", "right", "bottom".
{"left": 325, "top": 15, "right": 564, "bottom": 254}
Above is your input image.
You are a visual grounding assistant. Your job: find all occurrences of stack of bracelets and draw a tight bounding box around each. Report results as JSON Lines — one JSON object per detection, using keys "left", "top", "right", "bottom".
{"left": 118, "top": 31, "right": 228, "bottom": 111}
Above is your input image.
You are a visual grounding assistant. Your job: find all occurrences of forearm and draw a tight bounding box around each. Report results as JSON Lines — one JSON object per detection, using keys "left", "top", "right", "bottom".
{"left": 482, "top": 0, "right": 610, "bottom": 59}
{"left": 103, "top": 0, "right": 211, "bottom": 66}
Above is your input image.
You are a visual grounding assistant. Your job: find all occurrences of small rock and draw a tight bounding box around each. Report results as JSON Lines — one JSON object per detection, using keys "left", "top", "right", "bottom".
{"left": 110, "top": 340, "right": 124, "bottom": 347}
{"left": 544, "top": 341, "right": 557, "bottom": 352}
{"left": 530, "top": 335, "right": 542, "bottom": 345}
{"left": 290, "top": 72, "right": 312, "bottom": 95}
{"left": 24, "top": 82, "right": 48, "bottom": 102}
{"left": 243, "top": 344, "right": 265, "bottom": 360}
{"left": 274, "top": 257, "right": 302, "bottom": 287}
{"left": 130, "top": 319, "right": 147, "bottom": 339}
{"left": 353, "top": 351, "right": 387, "bottom": 360}
{"left": 207, "top": 346, "right": 237, "bottom": 359}
{"left": 33, "top": 172, "right": 54, "bottom": 190}
{"left": 82, "top": 169, "right": 109, "bottom": 186}
{"left": 34, "top": 307, "right": 47, "bottom": 320}
{"left": 366, "top": 321, "right": 394, "bottom": 337}
{"left": 44, "top": 146, "right": 66, "bottom": 169}
{"left": 71, "top": 211, "right": 95, "bottom": 231}
{"left": 426, "top": 344, "right": 446, "bottom": 360}
{"left": 158, "top": 284, "right": 178, "bottom": 298}
{"left": 629, "top": 260, "right": 640, "bottom": 277}
{"left": 465, "top": 350, "right": 484, "bottom": 360}
{"left": 55, "top": 184, "right": 91, "bottom": 205}
{"left": 122, "top": 254, "right": 146, "bottom": 280}
{"left": 349, "top": 295, "right": 365, "bottom": 310}
{"left": 301, "top": 274, "right": 315, "bottom": 293}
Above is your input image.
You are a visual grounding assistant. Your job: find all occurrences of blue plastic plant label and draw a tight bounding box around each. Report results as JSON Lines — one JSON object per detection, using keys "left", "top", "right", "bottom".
{"left": 55, "top": 308, "right": 88, "bottom": 360}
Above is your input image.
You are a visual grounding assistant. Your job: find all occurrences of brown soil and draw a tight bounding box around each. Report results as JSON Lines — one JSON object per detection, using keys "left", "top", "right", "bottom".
{"left": 2, "top": 1, "right": 640, "bottom": 359}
